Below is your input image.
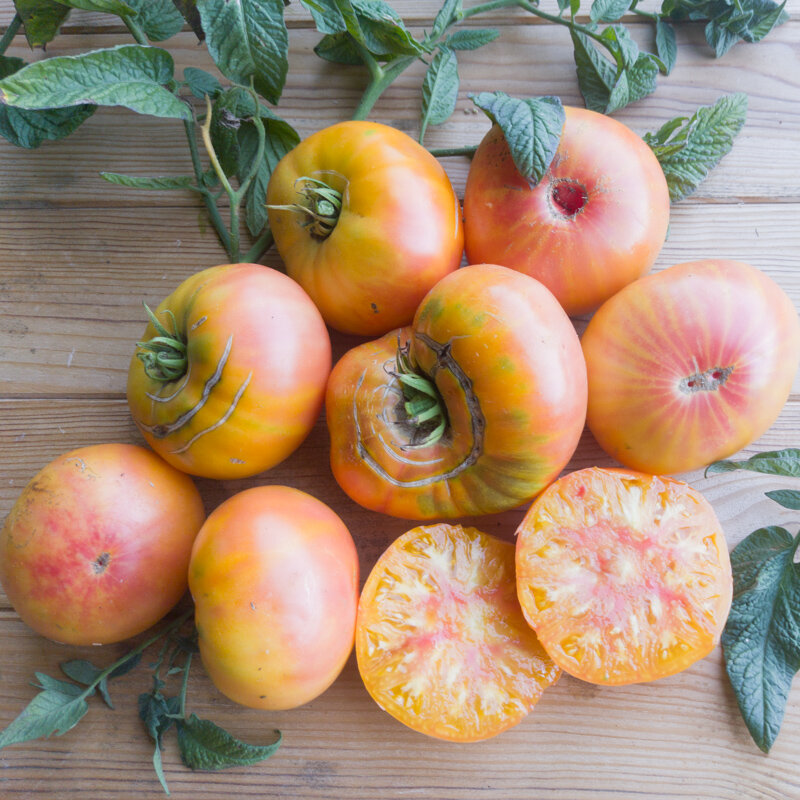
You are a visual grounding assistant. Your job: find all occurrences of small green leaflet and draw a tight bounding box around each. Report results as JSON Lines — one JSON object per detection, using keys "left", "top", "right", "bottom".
{"left": 430, "top": 0, "right": 461, "bottom": 40}
{"left": 122, "top": 0, "right": 186, "bottom": 41}
{"left": 644, "top": 92, "right": 746, "bottom": 202}
{"left": 707, "top": 448, "right": 800, "bottom": 478}
{"left": 53, "top": 0, "right": 135, "bottom": 15}
{"left": 139, "top": 690, "right": 181, "bottom": 794}
{"left": 197, "top": 0, "right": 289, "bottom": 105}
{"left": 571, "top": 29, "right": 616, "bottom": 112}
{"left": 471, "top": 92, "right": 565, "bottom": 185}
{"left": 314, "top": 32, "right": 370, "bottom": 64}
{"left": 444, "top": 28, "right": 499, "bottom": 50}
{"left": 722, "top": 526, "right": 800, "bottom": 752}
{"left": 655, "top": 17, "right": 677, "bottom": 74}
{"left": 765, "top": 490, "right": 800, "bottom": 510}
{"left": 0, "top": 685, "right": 91, "bottom": 749}
{"left": 100, "top": 172, "right": 202, "bottom": 191}
{"left": 0, "top": 44, "right": 190, "bottom": 120}
{"left": 172, "top": 0, "right": 205, "bottom": 39}
{"left": 419, "top": 47, "right": 459, "bottom": 143}
{"left": 61, "top": 654, "right": 142, "bottom": 709}
{"left": 14, "top": 0, "right": 71, "bottom": 47}
{"left": 176, "top": 714, "right": 282, "bottom": 770}
{"left": 183, "top": 66, "right": 223, "bottom": 100}
{"left": 590, "top": 0, "right": 631, "bottom": 23}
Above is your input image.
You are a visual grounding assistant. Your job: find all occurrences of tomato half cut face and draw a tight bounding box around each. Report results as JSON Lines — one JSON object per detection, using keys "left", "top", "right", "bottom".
{"left": 515, "top": 468, "right": 732, "bottom": 685}
{"left": 356, "top": 524, "right": 560, "bottom": 742}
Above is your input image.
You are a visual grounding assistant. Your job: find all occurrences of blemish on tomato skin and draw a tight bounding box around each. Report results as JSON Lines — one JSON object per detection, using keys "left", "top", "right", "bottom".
{"left": 576, "top": 485, "right": 586, "bottom": 499}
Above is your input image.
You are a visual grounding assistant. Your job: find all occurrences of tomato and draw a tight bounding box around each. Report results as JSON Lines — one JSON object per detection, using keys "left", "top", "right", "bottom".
{"left": 463, "top": 107, "right": 670, "bottom": 316}
{"left": 515, "top": 467, "right": 732, "bottom": 685}
{"left": 356, "top": 524, "right": 560, "bottom": 742}
{"left": 582, "top": 259, "right": 800, "bottom": 474}
{"left": 189, "top": 486, "right": 359, "bottom": 711}
{"left": 326, "top": 264, "right": 587, "bottom": 519}
{"left": 266, "top": 121, "right": 464, "bottom": 336}
{"left": 127, "top": 263, "right": 331, "bottom": 480}
{"left": 0, "top": 444, "right": 205, "bottom": 646}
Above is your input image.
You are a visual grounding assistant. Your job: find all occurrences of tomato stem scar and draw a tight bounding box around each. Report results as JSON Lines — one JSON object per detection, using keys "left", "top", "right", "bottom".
{"left": 267, "top": 176, "right": 343, "bottom": 240}
{"left": 136, "top": 304, "right": 188, "bottom": 383}
{"left": 679, "top": 365, "right": 734, "bottom": 393}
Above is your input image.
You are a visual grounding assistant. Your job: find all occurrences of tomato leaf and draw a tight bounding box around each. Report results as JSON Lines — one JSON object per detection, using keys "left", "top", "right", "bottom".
{"left": 570, "top": 29, "right": 616, "bottom": 112}
{"left": 0, "top": 686, "right": 91, "bottom": 749}
{"left": 0, "top": 44, "right": 190, "bottom": 120}
{"left": 420, "top": 46, "right": 459, "bottom": 143}
{"left": 53, "top": 0, "right": 135, "bottom": 15}
{"left": 722, "top": 526, "right": 800, "bottom": 752}
{"left": 470, "top": 91, "right": 565, "bottom": 185}
{"left": 100, "top": 172, "right": 201, "bottom": 191}
{"left": 708, "top": 449, "right": 800, "bottom": 477}
{"left": 444, "top": 28, "right": 499, "bottom": 50}
{"left": 314, "top": 31, "right": 369, "bottom": 64}
{"left": 122, "top": 0, "right": 186, "bottom": 42}
{"left": 138, "top": 691, "right": 181, "bottom": 795}
{"left": 431, "top": 0, "right": 462, "bottom": 40}
{"left": 176, "top": 714, "right": 282, "bottom": 770}
{"left": 765, "top": 490, "right": 800, "bottom": 510}
{"left": 14, "top": 0, "right": 71, "bottom": 47}
{"left": 590, "top": 0, "right": 631, "bottom": 22}
{"left": 172, "top": 0, "right": 205, "bottom": 40}
{"left": 196, "top": 0, "right": 289, "bottom": 105}
{"left": 654, "top": 17, "right": 677, "bottom": 74}
{"left": 61, "top": 654, "right": 143, "bottom": 708}
{"left": 643, "top": 92, "right": 746, "bottom": 202}
{"left": 183, "top": 66, "right": 222, "bottom": 100}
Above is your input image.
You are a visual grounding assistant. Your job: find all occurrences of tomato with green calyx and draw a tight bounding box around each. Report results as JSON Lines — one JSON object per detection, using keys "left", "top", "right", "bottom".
{"left": 266, "top": 121, "right": 464, "bottom": 336}
{"left": 126, "top": 263, "right": 331, "bottom": 480}
{"left": 357, "top": 524, "right": 560, "bottom": 742}
{"left": 0, "top": 444, "right": 205, "bottom": 646}
{"left": 582, "top": 259, "right": 800, "bottom": 474}
{"left": 515, "top": 467, "right": 732, "bottom": 685}
{"left": 463, "top": 107, "right": 670, "bottom": 316}
{"left": 325, "top": 264, "right": 587, "bottom": 519}
{"left": 189, "top": 485, "right": 359, "bottom": 711}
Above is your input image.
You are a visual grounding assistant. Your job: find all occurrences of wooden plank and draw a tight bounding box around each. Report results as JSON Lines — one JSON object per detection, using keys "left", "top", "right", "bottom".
{"left": 2, "top": 201, "right": 798, "bottom": 396}
{"left": 2, "top": 22, "right": 799, "bottom": 206}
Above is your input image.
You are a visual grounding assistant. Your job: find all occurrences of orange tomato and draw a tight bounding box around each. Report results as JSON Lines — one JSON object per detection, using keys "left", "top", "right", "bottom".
{"left": 515, "top": 467, "right": 733, "bottom": 685}
{"left": 189, "top": 486, "right": 359, "bottom": 711}
{"left": 267, "top": 121, "right": 464, "bottom": 336}
{"left": 582, "top": 260, "right": 800, "bottom": 474}
{"left": 0, "top": 444, "right": 205, "bottom": 645}
{"left": 127, "top": 264, "right": 331, "bottom": 480}
{"left": 356, "top": 524, "right": 560, "bottom": 742}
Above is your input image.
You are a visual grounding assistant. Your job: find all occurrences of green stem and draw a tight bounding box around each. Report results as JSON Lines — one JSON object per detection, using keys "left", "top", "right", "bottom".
{"left": 429, "top": 145, "right": 479, "bottom": 158}
{"left": 178, "top": 652, "right": 192, "bottom": 720}
{"left": 122, "top": 14, "right": 148, "bottom": 46}
{"left": 0, "top": 13, "right": 21, "bottom": 55}
{"left": 460, "top": 0, "right": 527, "bottom": 19}
{"left": 517, "top": 0, "right": 607, "bottom": 43}
{"left": 352, "top": 53, "right": 417, "bottom": 121}
{"left": 244, "top": 228, "right": 274, "bottom": 263}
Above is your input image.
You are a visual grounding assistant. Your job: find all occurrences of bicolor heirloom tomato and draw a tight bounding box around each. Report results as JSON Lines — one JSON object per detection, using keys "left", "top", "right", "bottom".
{"left": 0, "top": 444, "right": 205, "bottom": 645}
{"left": 266, "top": 120, "right": 464, "bottom": 336}
{"left": 463, "top": 107, "right": 670, "bottom": 316}
{"left": 582, "top": 259, "right": 800, "bottom": 474}
{"left": 515, "top": 467, "right": 732, "bottom": 685}
{"left": 189, "top": 486, "right": 359, "bottom": 711}
{"left": 325, "top": 264, "right": 587, "bottom": 519}
{"left": 127, "top": 263, "right": 331, "bottom": 480}
{"left": 356, "top": 524, "right": 560, "bottom": 742}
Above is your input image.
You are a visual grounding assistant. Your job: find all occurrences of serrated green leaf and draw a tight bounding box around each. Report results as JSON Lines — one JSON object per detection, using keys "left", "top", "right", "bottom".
{"left": 210, "top": 88, "right": 244, "bottom": 178}
{"left": 197, "top": 0, "right": 289, "bottom": 105}
{"left": 0, "top": 44, "right": 189, "bottom": 120}
{"left": 765, "top": 490, "right": 800, "bottom": 510}
{"left": 53, "top": 0, "right": 135, "bottom": 14}
{"left": 747, "top": 0, "right": 788, "bottom": 40}
{"left": 707, "top": 448, "right": 800, "bottom": 478}
{"left": 444, "top": 28, "right": 499, "bottom": 50}
{"left": 101, "top": 172, "right": 201, "bottom": 191}
{"left": 183, "top": 66, "right": 222, "bottom": 99}
{"left": 60, "top": 660, "right": 103, "bottom": 686}
{"left": 431, "top": 0, "right": 461, "bottom": 38}
{"left": 14, "top": 0, "right": 71, "bottom": 47}
{"left": 420, "top": 46, "right": 458, "bottom": 143}
{"left": 570, "top": 0, "right": 581, "bottom": 15}
{"left": 123, "top": 0, "right": 185, "bottom": 41}
{"left": 645, "top": 92, "right": 747, "bottom": 202}
{"left": 600, "top": 23, "right": 639, "bottom": 68}
{"left": 138, "top": 692, "right": 180, "bottom": 795}
{"left": 557, "top": 0, "right": 570, "bottom": 11}
{"left": 655, "top": 17, "right": 677, "bottom": 73}
{"left": 722, "top": 526, "right": 800, "bottom": 752}
{"left": 0, "top": 689, "right": 90, "bottom": 749}
{"left": 33, "top": 673, "right": 85, "bottom": 696}
{"left": 314, "top": 31, "right": 367, "bottom": 64}
{"left": 471, "top": 91, "right": 565, "bottom": 185}
{"left": 590, "top": 0, "right": 631, "bottom": 22}
{"left": 172, "top": 0, "right": 205, "bottom": 39}
{"left": 570, "top": 29, "right": 616, "bottom": 112}
{"left": 176, "top": 714, "right": 282, "bottom": 770}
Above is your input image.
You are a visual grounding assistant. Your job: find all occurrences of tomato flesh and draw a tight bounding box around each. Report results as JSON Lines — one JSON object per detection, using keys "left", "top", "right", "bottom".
{"left": 515, "top": 468, "right": 732, "bottom": 685}
{"left": 356, "top": 524, "right": 560, "bottom": 742}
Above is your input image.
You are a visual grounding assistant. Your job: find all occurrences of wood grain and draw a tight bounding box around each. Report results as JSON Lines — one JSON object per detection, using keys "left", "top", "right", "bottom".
{"left": 2, "top": 0, "right": 800, "bottom": 797}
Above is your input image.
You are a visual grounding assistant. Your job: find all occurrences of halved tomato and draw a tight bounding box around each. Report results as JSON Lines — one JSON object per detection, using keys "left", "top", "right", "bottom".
{"left": 515, "top": 468, "right": 732, "bottom": 685}
{"left": 356, "top": 524, "right": 560, "bottom": 742}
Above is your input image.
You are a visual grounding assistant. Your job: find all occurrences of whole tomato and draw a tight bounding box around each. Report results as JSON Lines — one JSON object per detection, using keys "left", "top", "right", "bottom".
{"left": 582, "top": 259, "right": 800, "bottom": 474}
{"left": 0, "top": 444, "right": 205, "bottom": 645}
{"left": 463, "top": 107, "right": 670, "bottom": 316}
{"left": 266, "top": 121, "right": 464, "bottom": 336}
{"left": 127, "top": 263, "right": 331, "bottom": 480}
{"left": 326, "top": 264, "right": 587, "bottom": 519}
{"left": 189, "top": 486, "right": 359, "bottom": 711}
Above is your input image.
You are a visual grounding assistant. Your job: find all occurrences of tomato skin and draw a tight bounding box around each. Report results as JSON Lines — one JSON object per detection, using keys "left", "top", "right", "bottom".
{"left": 189, "top": 486, "right": 359, "bottom": 711}
{"left": 582, "top": 259, "right": 800, "bottom": 474}
{"left": 266, "top": 121, "right": 464, "bottom": 336}
{"left": 0, "top": 444, "right": 205, "bottom": 645}
{"left": 516, "top": 467, "right": 732, "bottom": 685}
{"left": 356, "top": 524, "right": 560, "bottom": 742}
{"left": 463, "top": 108, "right": 670, "bottom": 316}
{"left": 127, "top": 264, "right": 331, "bottom": 480}
{"left": 326, "top": 264, "right": 587, "bottom": 519}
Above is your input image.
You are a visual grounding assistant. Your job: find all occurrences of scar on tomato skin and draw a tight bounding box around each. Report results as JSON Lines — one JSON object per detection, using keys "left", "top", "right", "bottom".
{"left": 190, "top": 315, "right": 208, "bottom": 331}
{"left": 371, "top": 303, "right": 378, "bottom": 313}
{"left": 92, "top": 552, "right": 111, "bottom": 574}
{"left": 230, "top": 458, "right": 246, "bottom": 464}
{"left": 679, "top": 365, "right": 735, "bottom": 394}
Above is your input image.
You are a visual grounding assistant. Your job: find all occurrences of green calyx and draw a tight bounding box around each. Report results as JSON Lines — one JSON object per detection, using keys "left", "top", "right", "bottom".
{"left": 393, "top": 344, "right": 448, "bottom": 447}
{"left": 268, "top": 176, "right": 343, "bottom": 240}
{"left": 136, "top": 304, "right": 187, "bottom": 383}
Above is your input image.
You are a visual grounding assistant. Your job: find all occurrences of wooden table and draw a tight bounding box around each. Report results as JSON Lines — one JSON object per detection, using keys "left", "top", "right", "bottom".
{"left": 1, "top": 1, "right": 799, "bottom": 797}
